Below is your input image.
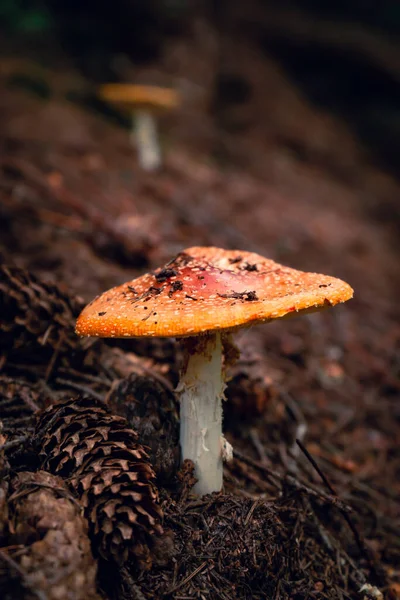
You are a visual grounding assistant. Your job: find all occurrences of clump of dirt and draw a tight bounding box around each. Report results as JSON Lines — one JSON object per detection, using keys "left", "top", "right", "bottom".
{"left": 136, "top": 491, "right": 365, "bottom": 599}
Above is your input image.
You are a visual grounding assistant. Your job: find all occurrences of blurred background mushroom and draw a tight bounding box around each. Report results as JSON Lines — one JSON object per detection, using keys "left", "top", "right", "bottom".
{"left": 99, "top": 83, "right": 180, "bottom": 171}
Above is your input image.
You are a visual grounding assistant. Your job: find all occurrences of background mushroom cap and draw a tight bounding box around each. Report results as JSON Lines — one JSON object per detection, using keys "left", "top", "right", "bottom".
{"left": 99, "top": 83, "right": 180, "bottom": 112}
{"left": 76, "top": 247, "right": 353, "bottom": 338}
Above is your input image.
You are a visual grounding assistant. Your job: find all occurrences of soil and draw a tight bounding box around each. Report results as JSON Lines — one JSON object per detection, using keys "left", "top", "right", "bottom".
{"left": 0, "top": 6, "right": 399, "bottom": 600}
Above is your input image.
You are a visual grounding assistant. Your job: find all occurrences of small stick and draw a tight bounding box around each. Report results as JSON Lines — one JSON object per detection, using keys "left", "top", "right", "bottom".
{"left": 44, "top": 334, "right": 63, "bottom": 382}
{"left": 2, "top": 416, "right": 34, "bottom": 429}
{"left": 165, "top": 561, "right": 209, "bottom": 595}
{"left": 55, "top": 378, "right": 104, "bottom": 402}
{"left": 296, "top": 439, "right": 385, "bottom": 585}
{"left": 0, "top": 435, "right": 29, "bottom": 452}
{"left": 233, "top": 448, "right": 353, "bottom": 511}
{"left": 244, "top": 499, "right": 259, "bottom": 526}
{"left": 296, "top": 439, "right": 336, "bottom": 495}
{"left": 249, "top": 428, "right": 270, "bottom": 464}
{"left": 57, "top": 367, "right": 112, "bottom": 386}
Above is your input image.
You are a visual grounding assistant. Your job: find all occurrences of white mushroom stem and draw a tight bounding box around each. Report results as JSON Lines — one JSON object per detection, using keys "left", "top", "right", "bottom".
{"left": 131, "top": 109, "right": 161, "bottom": 171}
{"left": 177, "top": 332, "right": 226, "bottom": 496}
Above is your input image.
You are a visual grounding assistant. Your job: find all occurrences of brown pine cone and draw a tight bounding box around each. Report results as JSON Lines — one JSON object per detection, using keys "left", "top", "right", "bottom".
{"left": 35, "top": 396, "right": 163, "bottom": 567}
{"left": 107, "top": 372, "right": 180, "bottom": 483}
{"left": 0, "top": 264, "right": 91, "bottom": 357}
{"left": 2, "top": 470, "right": 100, "bottom": 600}
{"left": 225, "top": 340, "right": 276, "bottom": 420}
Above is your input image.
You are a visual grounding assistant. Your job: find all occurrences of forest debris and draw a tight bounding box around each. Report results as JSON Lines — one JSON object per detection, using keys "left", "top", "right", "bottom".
{"left": 225, "top": 350, "right": 276, "bottom": 418}
{"left": 106, "top": 372, "right": 180, "bottom": 483}
{"left": 0, "top": 264, "right": 92, "bottom": 359}
{"left": 35, "top": 396, "right": 164, "bottom": 567}
{"left": 90, "top": 212, "right": 157, "bottom": 268}
{"left": 296, "top": 439, "right": 385, "bottom": 585}
{"left": 0, "top": 376, "right": 40, "bottom": 411}
{"left": 231, "top": 447, "right": 354, "bottom": 512}
{"left": 359, "top": 583, "right": 383, "bottom": 599}
{"left": 1, "top": 470, "right": 99, "bottom": 600}
{"left": 0, "top": 377, "right": 40, "bottom": 446}
{"left": 0, "top": 433, "right": 9, "bottom": 540}
{"left": 0, "top": 436, "right": 29, "bottom": 452}
{"left": 55, "top": 377, "right": 106, "bottom": 401}
{"left": 139, "top": 493, "right": 365, "bottom": 598}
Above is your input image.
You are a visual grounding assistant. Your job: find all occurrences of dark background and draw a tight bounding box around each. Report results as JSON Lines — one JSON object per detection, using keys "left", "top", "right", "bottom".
{"left": 1, "top": 0, "right": 400, "bottom": 174}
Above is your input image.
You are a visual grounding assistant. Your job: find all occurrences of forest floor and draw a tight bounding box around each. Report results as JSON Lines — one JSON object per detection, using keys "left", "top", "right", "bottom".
{"left": 0, "top": 26, "right": 399, "bottom": 600}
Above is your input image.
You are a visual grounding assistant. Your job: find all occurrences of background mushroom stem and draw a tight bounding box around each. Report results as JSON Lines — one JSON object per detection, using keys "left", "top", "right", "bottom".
{"left": 177, "top": 332, "right": 225, "bottom": 495}
{"left": 132, "top": 109, "right": 161, "bottom": 171}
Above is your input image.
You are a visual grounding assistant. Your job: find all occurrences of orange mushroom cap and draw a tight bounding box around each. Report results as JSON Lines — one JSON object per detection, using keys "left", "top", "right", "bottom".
{"left": 99, "top": 84, "right": 180, "bottom": 112}
{"left": 76, "top": 247, "right": 353, "bottom": 339}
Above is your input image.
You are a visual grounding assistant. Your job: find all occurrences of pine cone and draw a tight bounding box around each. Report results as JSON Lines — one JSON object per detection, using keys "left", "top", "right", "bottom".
{"left": 107, "top": 372, "right": 180, "bottom": 483}
{"left": 2, "top": 470, "right": 100, "bottom": 600}
{"left": 225, "top": 342, "right": 276, "bottom": 420}
{"left": 0, "top": 264, "right": 90, "bottom": 357}
{"left": 35, "top": 396, "right": 163, "bottom": 566}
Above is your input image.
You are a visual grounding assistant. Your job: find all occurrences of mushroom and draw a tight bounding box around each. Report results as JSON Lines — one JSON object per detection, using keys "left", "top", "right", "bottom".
{"left": 99, "top": 83, "right": 180, "bottom": 171}
{"left": 76, "top": 247, "right": 353, "bottom": 496}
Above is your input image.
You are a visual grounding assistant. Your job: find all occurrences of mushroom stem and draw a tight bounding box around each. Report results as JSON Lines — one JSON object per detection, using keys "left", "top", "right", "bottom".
{"left": 132, "top": 109, "right": 161, "bottom": 171}
{"left": 177, "top": 332, "right": 225, "bottom": 495}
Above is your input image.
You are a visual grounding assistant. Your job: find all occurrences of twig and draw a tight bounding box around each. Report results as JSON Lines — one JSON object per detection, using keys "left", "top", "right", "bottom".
{"left": 233, "top": 448, "right": 353, "bottom": 512}
{"left": 119, "top": 567, "right": 147, "bottom": 600}
{"left": 233, "top": 458, "right": 276, "bottom": 493}
{"left": 0, "top": 435, "right": 29, "bottom": 452}
{"left": 249, "top": 428, "right": 270, "bottom": 464}
{"left": 282, "top": 392, "right": 308, "bottom": 465}
{"left": 244, "top": 500, "right": 259, "bottom": 526}
{"left": 165, "top": 561, "right": 209, "bottom": 595}
{"left": 57, "top": 367, "right": 112, "bottom": 386}
{"left": 44, "top": 333, "right": 64, "bottom": 382}
{"left": 296, "top": 439, "right": 385, "bottom": 586}
{"left": 296, "top": 439, "right": 337, "bottom": 495}
{"left": 55, "top": 378, "right": 105, "bottom": 401}
{"left": 2, "top": 416, "right": 34, "bottom": 429}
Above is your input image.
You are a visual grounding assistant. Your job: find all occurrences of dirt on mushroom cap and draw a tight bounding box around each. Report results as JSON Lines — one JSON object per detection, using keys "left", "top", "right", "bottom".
{"left": 75, "top": 246, "right": 353, "bottom": 338}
